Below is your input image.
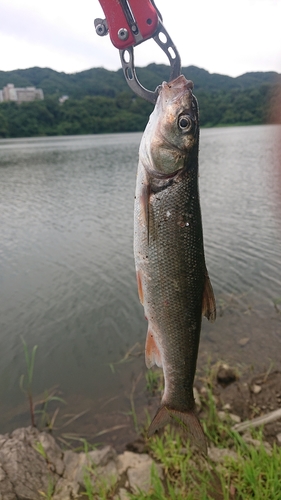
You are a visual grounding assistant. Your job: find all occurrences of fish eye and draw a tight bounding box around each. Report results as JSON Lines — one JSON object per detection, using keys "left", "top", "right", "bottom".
{"left": 178, "top": 115, "right": 193, "bottom": 132}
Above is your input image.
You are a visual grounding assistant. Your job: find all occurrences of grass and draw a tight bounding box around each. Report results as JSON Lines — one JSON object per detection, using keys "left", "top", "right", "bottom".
{"left": 20, "top": 338, "right": 66, "bottom": 431}
{"left": 125, "top": 379, "right": 281, "bottom": 500}
{"left": 19, "top": 341, "right": 281, "bottom": 499}
{"left": 121, "top": 362, "right": 281, "bottom": 500}
{"left": 126, "top": 425, "right": 281, "bottom": 500}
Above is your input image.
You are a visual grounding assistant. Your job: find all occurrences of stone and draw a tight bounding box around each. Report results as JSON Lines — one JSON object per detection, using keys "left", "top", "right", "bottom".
{"left": 63, "top": 447, "right": 119, "bottom": 488}
{"left": 218, "top": 411, "right": 227, "bottom": 421}
{"left": 94, "top": 459, "right": 119, "bottom": 486}
{"left": 117, "top": 451, "right": 152, "bottom": 475}
{"left": 88, "top": 445, "right": 117, "bottom": 466}
{"left": 52, "top": 478, "right": 80, "bottom": 500}
{"left": 114, "top": 487, "right": 131, "bottom": 500}
{"left": 218, "top": 411, "right": 241, "bottom": 423}
{"left": 0, "top": 436, "right": 9, "bottom": 450}
{"left": 127, "top": 461, "right": 163, "bottom": 494}
{"left": 238, "top": 337, "right": 250, "bottom": 347}
{"left": 242, "top": 435, "right": 272, "bottom": 455}
{"left": 217, "top": 364, "right": 238, "bottom": 386}
{"left": 208, "top": 447, "right": 239, "bottom": 463}
{"left": 37, "top": 432, "right": 64, "bottom": 475}
{"left": 63, "top": 446, "right": 117, "bottom": 478}
{"left": 0, "top": 427, "right": 59, "bottom": 500}
{"left": 229, "top": 413, "right": 241, "bottom": 424}
{"left": 126, "top": 437, "right": 146, "bottom": 454}
{"left": 0, "top": 466, "right": 5, "bottom": 481}
{"left": 251, "top": 384, "right": 262, "bottom": 394}
{"left": 223, "top": 403, "right": 231, "bottom": 411}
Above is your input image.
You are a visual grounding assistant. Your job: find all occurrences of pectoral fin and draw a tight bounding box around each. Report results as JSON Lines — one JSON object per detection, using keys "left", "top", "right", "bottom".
{"left": 202, "top": 273, "right": 216, "bottom": 322}
{"left": 145, "top": 328, "right": 162, "bottom": 368}
{"left": 140, "top": 180, "right": 150, "bottom": 225}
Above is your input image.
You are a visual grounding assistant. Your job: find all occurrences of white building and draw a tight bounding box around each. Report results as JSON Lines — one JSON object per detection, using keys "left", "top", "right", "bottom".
{"left": 1, "top": 84, "right": 44, "bottom": 103}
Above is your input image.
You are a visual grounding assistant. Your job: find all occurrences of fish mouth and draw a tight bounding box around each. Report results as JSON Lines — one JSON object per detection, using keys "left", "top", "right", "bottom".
{"left": 159, "top": 75, "right": 194, "bottom": 103}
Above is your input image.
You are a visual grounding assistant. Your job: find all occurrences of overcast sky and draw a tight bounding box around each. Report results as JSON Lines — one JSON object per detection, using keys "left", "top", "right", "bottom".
{"left": 1, "top": 0, "right": 280, "bottom": 78}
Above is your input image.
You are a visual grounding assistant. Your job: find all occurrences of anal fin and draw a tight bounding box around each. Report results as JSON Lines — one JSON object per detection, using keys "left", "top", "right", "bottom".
{"left": 136, "top": 270, "right": 144, "bottom": 305}
{"left": 145, "top": 328, "right": 162, "bottom": 368}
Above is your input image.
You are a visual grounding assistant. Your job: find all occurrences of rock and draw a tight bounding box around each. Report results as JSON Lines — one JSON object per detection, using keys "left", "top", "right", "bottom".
{"left": 117, "top": 451, "right": 152, "bottom": 475}
{"left": 229, "top": 413, "right": 241, "bottom": 424}
{"left": 114, "top": 487, "right": 131, "bottom": 500}
{"left": 0, "top": 435, "right": 9, "bottom": 449}
{"left": 52, "top": 478, "right": 80, "bottom": 500}
{"left": 217, "top": 364, "right": 238, "bottom": 386}
{"left": 88, "top": 445, "right": 117, "bottom": 467}
{"left": 64, "top": 446, "right": 118, "bottom": 489}
{"left": 238, "top": 337, "right": 250, "bottom": 347}
{"left": 223, "top": 403, "right": 231, "bottom": 411}
{"left": 63, "top": 450, "right": 86, "bottom": 483}
{"left": 126, "top": 437, "right": 146, "bottom": 454}
{"left": 208, "top": 447, "right": 239, "bottom": 463}
{"left": 0, "top": 426, "right": 60, "bottom": 500}
{"left": 127, "top": 461, "right": 163, "bottom": 494}
{"left": 251, "top": 384, "right": 262, "bottom": 394}
{"left": 117, "top": 451, "right": 163, "bottom": 494}
{"left": 37, "top": 431, "right": 65, "bottom": 475}
{"left": 94, "top": 458, "right": 119, "bottom": 487}
{"left": 218, "top": 411, "right": 227, "bottom": 421}
{"left": 0, "top": 466, "right": 5, "bottom": 481}
{"left": 218, "top": 411, "right": 241, "bottom": 423}
{"left": 242, "top": 435, "right": 272, "bottom": 455}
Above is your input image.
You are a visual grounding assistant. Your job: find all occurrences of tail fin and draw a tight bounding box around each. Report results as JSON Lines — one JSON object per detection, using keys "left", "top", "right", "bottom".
{"left": 147, "top": 406, "right": 207, "bottom": 455}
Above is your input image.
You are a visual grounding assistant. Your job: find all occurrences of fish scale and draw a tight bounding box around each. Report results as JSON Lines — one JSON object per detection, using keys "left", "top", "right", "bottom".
{"left": 147, "top": 168, "right": 205, "bottom": 411}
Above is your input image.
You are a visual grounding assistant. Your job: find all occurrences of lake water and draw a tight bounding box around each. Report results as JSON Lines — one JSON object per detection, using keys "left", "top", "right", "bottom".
{"left": 0, "top": 125, "right": 281, "bottom": 448}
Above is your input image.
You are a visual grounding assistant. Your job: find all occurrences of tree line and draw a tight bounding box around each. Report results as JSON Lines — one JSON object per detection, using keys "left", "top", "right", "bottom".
{"left": 0, "top": 82, "right": 279, "bottom": 139}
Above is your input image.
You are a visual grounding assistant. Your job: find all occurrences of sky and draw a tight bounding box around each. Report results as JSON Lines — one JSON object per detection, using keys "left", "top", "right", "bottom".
{"left": 0, "top": 0, "right": 281, "bottom": 78}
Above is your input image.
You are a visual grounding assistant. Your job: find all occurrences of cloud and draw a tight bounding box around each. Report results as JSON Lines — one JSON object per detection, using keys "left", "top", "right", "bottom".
{"left": 0, "top": 0, "right": 281, "bottom": 76}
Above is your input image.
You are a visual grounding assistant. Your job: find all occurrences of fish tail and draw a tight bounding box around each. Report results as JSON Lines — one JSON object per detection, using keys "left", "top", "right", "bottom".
{"left": 147, "top": 406, "right": 207, "bottom": 455}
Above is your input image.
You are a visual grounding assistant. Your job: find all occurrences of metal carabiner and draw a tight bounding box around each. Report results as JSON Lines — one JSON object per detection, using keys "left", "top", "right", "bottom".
{"left": 95, "top": 0, "right": 181, "bottom": 103}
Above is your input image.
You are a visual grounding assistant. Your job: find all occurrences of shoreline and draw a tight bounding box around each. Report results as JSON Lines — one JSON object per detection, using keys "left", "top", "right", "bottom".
{"left": 1, "top": 364, "right": 280, "bottom": 499}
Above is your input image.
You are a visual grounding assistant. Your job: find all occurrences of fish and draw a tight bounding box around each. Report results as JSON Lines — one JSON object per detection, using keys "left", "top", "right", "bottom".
{"left": 134, "top": 75, "right": 216, "bottom": 454}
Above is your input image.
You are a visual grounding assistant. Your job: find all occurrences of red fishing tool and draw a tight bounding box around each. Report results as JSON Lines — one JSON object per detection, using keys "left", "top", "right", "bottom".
{"left": 94, "top": 0, "right": 181, "bottom": 103}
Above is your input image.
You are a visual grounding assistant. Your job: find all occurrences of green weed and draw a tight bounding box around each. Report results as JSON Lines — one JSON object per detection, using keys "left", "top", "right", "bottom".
{"left": 38, "top": 477, "right": 55, "bottom": 499}
{"left": 19, "top": 337, "right": 38, "bottom": 427}
{"left": 35, "top": 390, "right": 66, "bottom": 430}
{"left": 145, "top": 368, "right": 163, "bottom": 395}
{"left": 34, "top": 440, "right": 48, "bottom": 460}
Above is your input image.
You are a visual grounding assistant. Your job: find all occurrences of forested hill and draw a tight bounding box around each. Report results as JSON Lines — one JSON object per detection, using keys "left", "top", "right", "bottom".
{"left": 0, "top": 64, "right": 280, "bottom": 138}
{"left": 0, "top": 64, "right": 280, "bottom": 98}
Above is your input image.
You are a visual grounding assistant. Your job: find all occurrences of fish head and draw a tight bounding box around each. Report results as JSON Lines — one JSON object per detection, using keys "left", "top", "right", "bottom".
{"left": 140, "top": 75, "right": 199, "bottom": 175}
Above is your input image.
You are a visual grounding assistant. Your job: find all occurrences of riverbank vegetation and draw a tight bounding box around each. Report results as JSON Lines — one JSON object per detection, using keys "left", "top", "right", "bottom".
{"left": 6, "top": 339, "right": 281, "bottom": 498}
{"left": 0, "top": 65, "right": 280, "bottom": 138}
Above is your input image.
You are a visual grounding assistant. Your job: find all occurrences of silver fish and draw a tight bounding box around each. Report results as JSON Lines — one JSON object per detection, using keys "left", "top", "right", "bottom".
{"left": 134, "top": 75, "right": 216, "bottom": 453}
